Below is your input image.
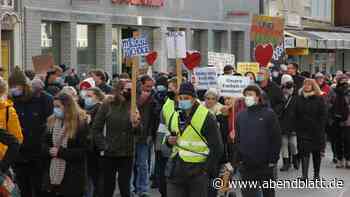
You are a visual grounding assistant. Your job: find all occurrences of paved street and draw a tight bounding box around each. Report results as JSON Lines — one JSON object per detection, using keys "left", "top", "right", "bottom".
{"left": 115, "top": 144, "right": 350, "bottom": 197}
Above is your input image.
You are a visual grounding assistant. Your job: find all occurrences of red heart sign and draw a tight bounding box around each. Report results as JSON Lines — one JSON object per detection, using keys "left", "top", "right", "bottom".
{"left": 255, "top": 44, "right": 274, "bottom": 67}
{"left": 146, "top": 51, "right": 158, "bottom": 65}
{"left": 183, "top": 52, "right": 201, "bottom": 70}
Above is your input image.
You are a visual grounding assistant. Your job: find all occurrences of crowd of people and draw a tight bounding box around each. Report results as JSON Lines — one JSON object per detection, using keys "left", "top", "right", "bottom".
{"left": 0, "top": 62, "right": 349, "bottom": 197}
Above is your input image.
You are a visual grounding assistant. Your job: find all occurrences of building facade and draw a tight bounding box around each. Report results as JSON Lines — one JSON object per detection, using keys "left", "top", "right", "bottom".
{"left": 0, "top": 0, "right": 22, "bottom": 80}
{"left": 22, "top": 0, "right": 259, "bottom": 75}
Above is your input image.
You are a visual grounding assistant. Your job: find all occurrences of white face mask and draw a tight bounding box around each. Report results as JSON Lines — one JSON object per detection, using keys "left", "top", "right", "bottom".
{"left": 244, "top": 96, "right": 256, "bottom": 107}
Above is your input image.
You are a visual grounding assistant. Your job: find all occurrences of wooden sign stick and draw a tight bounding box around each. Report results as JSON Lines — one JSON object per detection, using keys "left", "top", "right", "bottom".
{"left": 131, "top": 31, "right": 140, "bottom": 116}
{"left": 175, "top": 28, "right": 182, "bottom": 89}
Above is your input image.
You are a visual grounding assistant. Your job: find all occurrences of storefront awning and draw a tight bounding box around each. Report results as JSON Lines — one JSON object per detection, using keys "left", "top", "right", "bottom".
{"left": 285, "top": 30, "right": 350, "bottom": 49}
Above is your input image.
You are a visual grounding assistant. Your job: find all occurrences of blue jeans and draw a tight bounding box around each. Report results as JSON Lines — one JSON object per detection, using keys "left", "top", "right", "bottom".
{"left": 134, "top": 143, "right": 151, "bottom": 194}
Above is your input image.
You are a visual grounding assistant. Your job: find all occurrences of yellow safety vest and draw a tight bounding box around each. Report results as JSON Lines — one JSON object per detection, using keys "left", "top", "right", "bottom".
{"left": 162, "top": 101, "right": 209, "bottom": 163}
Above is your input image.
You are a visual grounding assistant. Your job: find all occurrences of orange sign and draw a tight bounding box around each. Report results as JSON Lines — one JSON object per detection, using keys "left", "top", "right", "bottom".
{"left": 32, "top": 54, "right": 54, "bottom": 74}
{"left": 111, "top": 0, "right": 164, "bottom": 6}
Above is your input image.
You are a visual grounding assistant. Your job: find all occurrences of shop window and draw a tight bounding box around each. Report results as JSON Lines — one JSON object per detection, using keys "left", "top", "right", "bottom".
{"left": 77, "top": 24, "right": 96, "bottom": 71}
{"left": 41, "top": 22, "right": 52, "bottom": 48}
{"left": 41, "top": 21, "right": 61, "bottom": 64}
{"left": 77, "top": 24, "right": 88, "bottom": 48}
{"left": 0, "top": 0, "right": 14, "bottom": 9}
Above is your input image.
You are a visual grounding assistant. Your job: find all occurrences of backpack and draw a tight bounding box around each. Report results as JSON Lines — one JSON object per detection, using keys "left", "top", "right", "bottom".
{"left": 332, "top": 95, "right": 349, "bottom": 122}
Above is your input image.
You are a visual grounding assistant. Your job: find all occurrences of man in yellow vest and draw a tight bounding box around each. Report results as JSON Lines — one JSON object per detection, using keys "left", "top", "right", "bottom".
{"left": 162, "top": 82, "right": 224, "bottom": 197}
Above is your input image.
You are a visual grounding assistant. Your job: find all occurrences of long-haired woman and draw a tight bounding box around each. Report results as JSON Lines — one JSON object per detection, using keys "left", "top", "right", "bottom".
{"left": 41, "top": 93, "right": 89, "bottom": 197}
{"left": 295, "top": 79, "right": 327, "bottom": 180}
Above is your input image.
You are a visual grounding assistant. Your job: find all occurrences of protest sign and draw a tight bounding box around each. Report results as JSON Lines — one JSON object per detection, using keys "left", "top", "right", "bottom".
{"left": 122, "top": 37, "right": 150, "bottom": 57}
{"left": 166, "top": 31, "right": 186, "bottom": 59}
{"left": 218, "top": 76, "right": 250, "bottom": 97}
{"left": 32, "top": 54, "right": 54, "bottom": 74}
{"left": 193, "top": 67, "right": 217, "bottom": 90}
{"left": 208, "top": 52, "right": 235, "bottom": 74}
{"left": 236, "top": 62, "right": 260, "bottom": 76}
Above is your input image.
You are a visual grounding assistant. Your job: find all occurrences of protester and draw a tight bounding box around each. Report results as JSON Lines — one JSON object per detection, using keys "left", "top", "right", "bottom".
{"left": 279, "top": 75, "right": 299, "bottom": 171}
{"left": 295, "top": 79, "right": 327, "bottom": 180}
{"left": 271, "top": 66, "right": 282, "bottom": 85}
{"left": 203, "top": 88, "right": 223, "bottom": 116}
{"left": 41, "top": 93, "right": 89, "bottom": 197}
{"left": 45, "top": 65, "right": 64, "bottom": 96}
{"left": 256, "top": 68, "right": 284, "bottom": 115}
{"left": 287, "top": 63, "right": 305, "bottom": 92}
{"left": 315, "top": 72, "right": 331, "bottom": 96}
{"left": 8, "top": 68, "right": 53, "bottom": 197}
{"left": 245, "top": 72, "right": 256, "bottom": 83}
{"left": 164, "top": 82, "right": 224, "bottom": 197}
{"left": 91, "top": 69, "right": 112, "bottom": 94}
{"left": 235, "top": 85, "right": 281, "bottom": 197}
{"left": 65, "top": 68, "right": 80, "bottom": 88}
{"left": 329, "top": 75, "right": 350, "bottom": 168}
{"left": 223, "top": 65, "right": 235, "bottom": 75}
{"left": 91, "top": 80, "right": 141, "bottom": 197}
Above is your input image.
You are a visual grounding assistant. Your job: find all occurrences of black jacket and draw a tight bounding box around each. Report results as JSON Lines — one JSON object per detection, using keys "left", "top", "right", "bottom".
{"left": 41, "top": 120, "right": 89, "bottom": 196}
{"left": 279, "top": 94, "right": 297, "bottom": 135}
{"left": 97, "top": 83, "right": 112, "bottom": 94}
{"left": 295, "top": 93, "right": 327, "bottom": 153}
{"left": 236, "top": 105, "right": 281, "bottom": 167}
{"left": 293, "top": 75, "right": 305, "bottom": 93}
{"left": 13, "top": 93, "right": 53, "bottom": 161}
{"left": 261, "top": 81, "right": 284, "bottom": 115}
{"left": 0, "top": 129, "right": 19, "bottom": 173}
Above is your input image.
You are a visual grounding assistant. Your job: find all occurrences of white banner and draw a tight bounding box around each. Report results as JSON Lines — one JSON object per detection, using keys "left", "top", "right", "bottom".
{"left": 218, "top": 76, "right": 250, "bottom": 97}
{"left": 208, "top": 52, "right": 235, "bottom": 74}
{"left": 166, "top": 31, "right": 187, "bottom": 59}
{"left": 193, "top": 67, "right": 217, "bottom": 90}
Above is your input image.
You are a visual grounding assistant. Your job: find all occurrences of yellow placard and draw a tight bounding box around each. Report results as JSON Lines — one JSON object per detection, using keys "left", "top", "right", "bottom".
{"left": 237, "top": 62, "right": 260, "bottom": 76}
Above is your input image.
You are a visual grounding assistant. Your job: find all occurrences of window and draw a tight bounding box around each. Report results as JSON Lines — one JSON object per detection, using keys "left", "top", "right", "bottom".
{"left": 0, "top": 0, "right": 14, "bottom": 9}
{"left": 77, "top": 24, "right": 88, "bottom": 48}
{"left": 41, "top": 22, "right": 53, "bottom": 48}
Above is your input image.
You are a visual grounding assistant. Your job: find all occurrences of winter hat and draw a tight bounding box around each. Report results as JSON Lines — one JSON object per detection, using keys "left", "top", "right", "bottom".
{"left": 156, "top": 76, "right": 168, "bottom": 88}
{"left": 281, "top": 74, "right": 294, "bottom": 85}
{"left": 9, "top": 66, "right": 28, "bottom": 87}
{"left": 179, "top": 82, "right": 196, "bottom": 97}
{"left": 80, "top": 77, "right": 95, "bottom": 90}
{"left": 224, "top": 65, "right": 234, "bottom": 73}
{"left": 315, "top": 72, "right": 324, "bottom": 79}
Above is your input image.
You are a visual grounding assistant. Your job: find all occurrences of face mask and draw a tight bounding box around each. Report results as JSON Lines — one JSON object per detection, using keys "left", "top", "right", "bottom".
{"left": 84, "top": 97, "right": 96, "bottom": 109}
{"left": 53, "top": 107, "right": 64, "bottom": 119}
{"left": 272, "top": 71, "right": 279, "bottom": 78}
{"left": 244, "top": 96, "right": 256, "bottom": 107}
{"left": 256, "top": 75, "right": 265, "bottom": 82}
{"left": 156, "top": 85, "right": 167, "bottom": 92}
{"left": 178, "top": 100, "right": 193, "bottom": 110}
{"left": 10, "top": 88, "right": 23, "bottom": 97}
{"left": 80, "top": 90, "right": 87, "bottom": 98}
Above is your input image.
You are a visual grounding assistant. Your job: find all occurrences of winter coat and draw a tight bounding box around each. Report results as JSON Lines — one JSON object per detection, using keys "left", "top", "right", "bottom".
{"left": 295, "top": 92, "right": 327, "bottom": 153}
{"left": 41, "top": 119, "right": 89, "bottom": 196}
{"left": 293, "top": 74, "right": 305, "bottom": 93}
{"left": 91, "top": 100, "right": 140, "bottom": 158}
{"left": 235, "top": 105, "right": 281, "bottom": 167}
{"left": 329, "top": 87, "right": 350, "bottom": 127}
{"left": 13, "top": 93, "right": 53, "bottom": 161}
{"left": 279, "top": 94, "right": 297, "bottom": 135}
{"left": 97, "top": 83, "right": 112, "bottom": 94}
{"left": 137, "top": 91, "right": 158, "bottom": 144}
{"left": 0, "top": 99, "right": 23, "bottom": 160}
{"left": 261, "top": 81, "right": 284, "bottom": 115}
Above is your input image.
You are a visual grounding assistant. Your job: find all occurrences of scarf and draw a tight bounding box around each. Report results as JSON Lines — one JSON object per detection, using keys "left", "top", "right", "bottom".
{"left": 49, "top": 119, "right": 68, "bottom": 185}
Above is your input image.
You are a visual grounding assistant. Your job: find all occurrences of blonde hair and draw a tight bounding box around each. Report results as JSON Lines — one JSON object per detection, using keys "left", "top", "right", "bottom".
{"left": 48, "top": 93, "right": 87, "bottom": 139}
{"left": 0, "top": 78, "right": 8, "bottom": 96}
{"left": 303, "top": 78, "right": 322, "bottom": 96}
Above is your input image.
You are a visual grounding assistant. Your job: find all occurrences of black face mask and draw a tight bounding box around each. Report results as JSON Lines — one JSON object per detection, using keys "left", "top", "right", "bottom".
{"left": 123, "top": 90, "right": 131, "bottom": 101}
{"left": 284, "top": 82, "right": 294, "bottom": 89}
{"left": 167, "top": 91, "right": 176, "bottom": 100}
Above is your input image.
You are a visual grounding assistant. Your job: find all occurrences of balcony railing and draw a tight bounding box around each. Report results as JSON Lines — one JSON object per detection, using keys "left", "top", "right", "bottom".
{"left": 0, "top": 0, "right": 14, "bottom": 9}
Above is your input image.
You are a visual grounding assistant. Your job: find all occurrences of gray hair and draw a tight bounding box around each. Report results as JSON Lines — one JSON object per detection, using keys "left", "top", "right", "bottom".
{"left": 204, "top": 88, "right": 219, "bottom": 99}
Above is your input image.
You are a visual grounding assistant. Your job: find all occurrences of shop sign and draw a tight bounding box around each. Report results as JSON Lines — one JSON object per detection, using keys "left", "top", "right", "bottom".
{"left": 336, "top": 40, "right": 344, "bottom": 49}
{"left": 286, "top": 48, "right": 309, "bottom": 56}
{"left": 317, "top": 40, "right": 327, "bottom": 49}
{"left": 111, "top": 0, "right": 164, "bottom": 7}
{"left": 284, "top": 37, "right": 295, "bottom": 48}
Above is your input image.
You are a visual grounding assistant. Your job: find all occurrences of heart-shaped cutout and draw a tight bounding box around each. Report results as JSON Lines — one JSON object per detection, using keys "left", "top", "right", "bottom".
{"left": 183, "top": 52, "right": 201, "bottom": 70}
{"left": 146, "top": 51, "right": 158, "bottom": 65}
{"left": 255, "top": 44, "right": 273, "bottom": 67}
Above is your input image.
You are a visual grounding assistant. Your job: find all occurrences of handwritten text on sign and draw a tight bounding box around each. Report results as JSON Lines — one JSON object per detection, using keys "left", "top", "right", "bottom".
{"left": 193, "top": 67, "right": 217, "bottom": 90}
{"left": 166, "top": 31, "right": 186, "bottom": 59}
{"left": 218, "top": 76, "right": 250, "bottom": 97}
{"left": 122, "top": 37, "right": 150, "bottom": 57}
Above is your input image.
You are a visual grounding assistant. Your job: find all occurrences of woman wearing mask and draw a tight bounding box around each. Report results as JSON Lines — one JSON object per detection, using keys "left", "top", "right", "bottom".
{"left": 279, "top": 75, "right": 298, "bottom": 171}
{"left": 295, "top": 79, "right": 327, "bottom": 180}
{"left": 83, "top": 87, "right": 105, "bottom": 197}
{"left": 41, "top": 93, "right": 89, "bottom": 197}
{"left": 44, "top": 66, "right": 64, "bottom": 97}
{"left": 91, "top": 80, "right": 141, "bottom": 197}
{"left": 8, "top": 68, "right": 53, "bottom": 197}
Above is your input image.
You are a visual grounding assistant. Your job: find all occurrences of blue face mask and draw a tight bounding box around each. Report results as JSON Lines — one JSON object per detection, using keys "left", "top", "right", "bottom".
{"left": 53, "top": 107, "right": 64, "bottom": 119}
{"left": 156, "top": 85, "right": 167, "bottom": 92}
{"left": 256, "top": 75, "right": 265, "bottom": 82}
{"left": 178, "top": 100, "right": 193, "bottom": 110}
{"left": 10, "top": 88, "right": 23, "bottom": 97}
{"left": 84, "top": 97, "right": 97, "bottom": 109}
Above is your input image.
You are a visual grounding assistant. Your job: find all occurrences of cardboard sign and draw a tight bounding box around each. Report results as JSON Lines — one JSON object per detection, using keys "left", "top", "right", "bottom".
{"left": 122, "top": 37, "right": 150, "bottom": 57}
{"left": 237, "top": 62, "right": 260, "bottom": 75}
{"left": 193, "top": 67, "right": 217, "bottom": 90}
{"left": 208, "top": 52, "right": 235, "bottom": 74}
{"left": 32, "top": 54, "right": 54, "bottom": 74}
{"left": 218, "top": 76, "right": 250, "bottom": 97}
{"left": 166, "top": 31, "right": 186, "bottom": 59}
